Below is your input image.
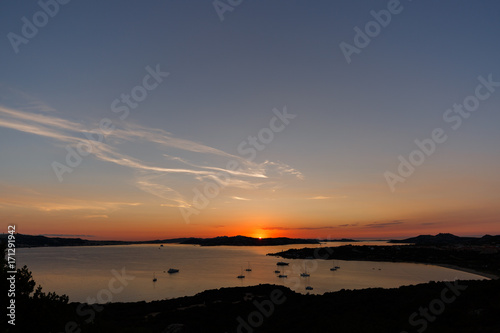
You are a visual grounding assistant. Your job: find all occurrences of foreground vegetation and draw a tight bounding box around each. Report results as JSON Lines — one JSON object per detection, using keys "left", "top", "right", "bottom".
{"left": 2, "top": 241, "right": 499, "bottom": 332}
{"left": 4, "top": 278, "right": 499, "bottom": 332}
{"left": 269, "top": 244, "right": 500, "bottom": 278}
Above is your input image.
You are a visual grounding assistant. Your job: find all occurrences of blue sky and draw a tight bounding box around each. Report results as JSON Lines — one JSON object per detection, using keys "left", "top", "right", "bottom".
{"left": 1, "top": 0, "right": 499, "bottom": 239}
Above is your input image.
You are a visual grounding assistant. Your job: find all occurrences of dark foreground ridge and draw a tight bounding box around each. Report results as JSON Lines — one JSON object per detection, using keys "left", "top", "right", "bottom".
{"left": 10, "top": 280, "right": 500, "bottom": 333}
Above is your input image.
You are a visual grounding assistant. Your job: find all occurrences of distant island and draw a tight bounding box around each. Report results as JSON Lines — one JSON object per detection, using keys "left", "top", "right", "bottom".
{"left": 388, "top": 232, "right": 500, "bottom": 246}
{"left": 269, "top": 233, "right": 500, "bottom": 278}
{"left": 0, "top": 233, "right": 188, "bottom": 248}
{"left": 0, "top": 234, "right": 319, "bottom": 248}
{"left": 319, "top": 238, "right": 359, "bottom": 242}
{"left": 181, "top": 235, "right": 319, "bottom": 246}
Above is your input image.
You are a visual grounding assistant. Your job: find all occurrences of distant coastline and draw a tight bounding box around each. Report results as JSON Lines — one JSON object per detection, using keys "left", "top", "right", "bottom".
{"left": 181, "top": 235, "right": 319, "bottom": 246}
{"left": 4, "top": 232, "right": 499, "bottom": 278}
{"left": 0, "top": 234, "right": 319, "bottom": 248}
{"left": 319, "top": 238, "right": 359, "bottom": 242}
{"left": 268, "top": 240, "right": 500, "bottom": 279}
{"left": 0, "top": 233, "right": 186, "bottom": 248}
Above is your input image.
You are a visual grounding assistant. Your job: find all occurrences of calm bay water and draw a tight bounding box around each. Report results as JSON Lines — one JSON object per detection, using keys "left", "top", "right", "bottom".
{"left": 17, "top": 242, "right": 487, "bottom": 303}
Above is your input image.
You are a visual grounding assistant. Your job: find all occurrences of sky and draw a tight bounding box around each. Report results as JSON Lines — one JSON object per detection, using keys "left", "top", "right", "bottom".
{"left": 1, "top": 0, "right": 499, "bottom": 240}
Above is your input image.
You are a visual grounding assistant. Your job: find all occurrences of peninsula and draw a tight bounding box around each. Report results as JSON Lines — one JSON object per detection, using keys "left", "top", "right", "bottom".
{"left": 0, "top": 234, "right": 319, "bottom": 248}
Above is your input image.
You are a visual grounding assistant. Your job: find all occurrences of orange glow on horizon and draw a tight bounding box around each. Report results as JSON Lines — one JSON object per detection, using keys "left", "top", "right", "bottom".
{"left": 12, "top": 220, "right": 500, "bottom": 242}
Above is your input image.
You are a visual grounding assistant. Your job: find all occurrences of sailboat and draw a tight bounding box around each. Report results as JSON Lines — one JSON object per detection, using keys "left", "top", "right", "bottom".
{"left": 237, "top": 267, "right": 245, "bottom": 279}
{"left": 330, "top": 260, "right": 340, "bottom": 271}
{"left": 245, "top": 261, "right": 252, "bottom": 272}
{"left": 153, "top": 273, "right": 157, "bottom": 282}
{"left": 300, "top": 267, "right": 310, "bottom": 277}
{"left": 278, "top": 267, "right": 287, "bottom": 278}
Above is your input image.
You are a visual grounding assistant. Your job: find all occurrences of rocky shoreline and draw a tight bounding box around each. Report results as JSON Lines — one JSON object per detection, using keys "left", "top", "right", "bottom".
{"left": 267, "top": 244, "right": 500, "bottom": 278}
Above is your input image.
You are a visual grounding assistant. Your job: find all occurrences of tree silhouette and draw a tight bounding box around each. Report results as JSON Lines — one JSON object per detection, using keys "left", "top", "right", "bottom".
{"left": 1, "top": 241, "right": 73, "bottom": 333}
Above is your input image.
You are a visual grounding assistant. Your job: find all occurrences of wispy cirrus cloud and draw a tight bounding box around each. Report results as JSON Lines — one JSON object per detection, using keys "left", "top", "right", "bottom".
{"left": 136, "top": 174, "right": 189, "bottom": 208}
{"left": 82, "top": 215, "right": 109, "bottom": 219}
{"left": 41, "top": 234, "right": 96, "bottom": 237}
{"left": 231, "top": 196, "right": 251, "bottom": 201}
{"left": 0, "top": 198, "right": 141, "bottom": 213}
{"left": 262, "top": 222, "right": 362, "bottom": 231}
{"left": 0, "top": 104, "right": 302, "bottom": 209}
{"left": 0, "top": 181, "right": 141, "bottom": 212}
{"left": 0, "top": 198, "right": 140, "bottom": 213}
{"left": 339, "top": 223, "right": 359, "bottom": 227}
{"left": 0, "top": 86, "right": 57, "bottom": 112}
{"left": 262, "top": 226, "right": 339, "bottom": 231}
{"left": 308, "top": 196, "right": 331, "bottom": 200}
{"left": 264, "top": 220, "right": 407, "bottom": 231}
{"left": 307, "top": 195, "right": 347, "bottom": 200}
{"left": 364, "top": 220, "right": 405, "bottom": 228}
{"left": 0, "top": 106, "right": 83, "bottom": 132}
